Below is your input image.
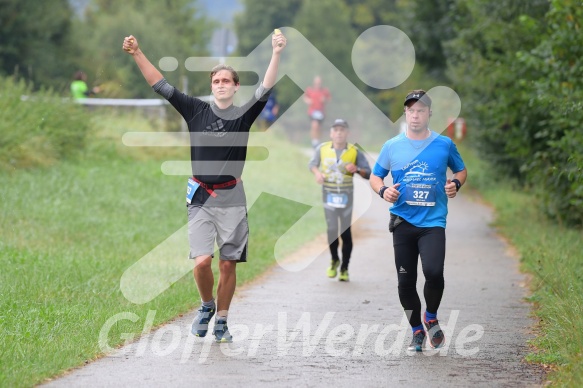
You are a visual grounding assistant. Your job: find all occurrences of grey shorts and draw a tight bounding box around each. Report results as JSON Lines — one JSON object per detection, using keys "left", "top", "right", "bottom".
{"left": 187, "top": 205, "right": 248, "bottom": 262}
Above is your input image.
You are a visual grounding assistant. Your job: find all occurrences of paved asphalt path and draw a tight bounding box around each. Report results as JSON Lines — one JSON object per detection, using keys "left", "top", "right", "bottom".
{"left": 44, "top": 176, "right": 545, "bottom": 387}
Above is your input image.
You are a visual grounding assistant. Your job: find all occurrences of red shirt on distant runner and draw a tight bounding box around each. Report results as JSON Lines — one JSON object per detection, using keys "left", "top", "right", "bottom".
{"left": 305, "top": 86, "right": 331, "bottom": 117}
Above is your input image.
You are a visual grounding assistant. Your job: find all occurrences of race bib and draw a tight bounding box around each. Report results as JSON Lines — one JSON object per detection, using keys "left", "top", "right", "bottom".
{"left": 186, "top": 178, "right": 200, "bottom": 204}
{"left": 326, "top": 192, "right": 348, "bottom": 208}
{"left": 405, "top": 183, "right": 436, "bottom": 206}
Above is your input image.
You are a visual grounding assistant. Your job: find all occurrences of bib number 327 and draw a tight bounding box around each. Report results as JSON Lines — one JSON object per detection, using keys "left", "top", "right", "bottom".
{"left": 405, "top": 183, "right": 436, "bottom": 206}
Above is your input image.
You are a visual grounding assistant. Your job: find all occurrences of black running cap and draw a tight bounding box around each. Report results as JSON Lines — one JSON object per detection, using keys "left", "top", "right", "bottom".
{"left": 404, "top": 91, "right": 432, "bottom": 107}
{"left": 331, "top": 118, "right": 349, "bottom": 128}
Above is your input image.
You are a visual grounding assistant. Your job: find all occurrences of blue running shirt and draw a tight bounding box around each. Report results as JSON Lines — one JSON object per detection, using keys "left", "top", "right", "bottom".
{"left": 372, "top": 131, "right": 465, "bottom": 228}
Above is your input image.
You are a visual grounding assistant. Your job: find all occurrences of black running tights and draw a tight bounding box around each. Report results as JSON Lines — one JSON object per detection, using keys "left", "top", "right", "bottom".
{"left": 325, "top": 205, "right": 353, "bottom": 270}
{"left": 392, "top": 220, "right": 446, "bottom": 328}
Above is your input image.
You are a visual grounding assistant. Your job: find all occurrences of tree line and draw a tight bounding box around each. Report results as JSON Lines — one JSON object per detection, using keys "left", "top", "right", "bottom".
{"left": 1, "top": 0, "right": 581, "bottom": 226}
{"left": 444, "top": 0, "right": 582, "bottom": 226}
{"left": 235, "top": 0, "right": 582, "bottom": 227}
{"left": 0, "top": 0, "right": 213, "bottom": 98}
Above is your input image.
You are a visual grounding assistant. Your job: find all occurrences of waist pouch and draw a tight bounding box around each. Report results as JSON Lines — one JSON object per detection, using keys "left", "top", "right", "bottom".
{"left": 389, "top": 213, "right": 404, "bottom": 233}
{"left": 192, "top": 177, "right": 240, "bottom": 198}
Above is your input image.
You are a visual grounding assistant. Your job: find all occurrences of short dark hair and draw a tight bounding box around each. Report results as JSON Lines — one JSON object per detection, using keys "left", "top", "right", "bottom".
{"left": 210, "top": 64, "right": 239, "bottom": 84}
{"left": 73, "top": 71, "right": 86, "bottom": 81}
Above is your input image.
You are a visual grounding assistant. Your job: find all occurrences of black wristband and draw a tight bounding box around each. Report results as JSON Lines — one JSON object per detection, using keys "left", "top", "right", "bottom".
{"left": 452, "top": 179, "right": 461, "bottom": 192}
{"left": 379, "top": 186, "right": 388, "bottom": 198}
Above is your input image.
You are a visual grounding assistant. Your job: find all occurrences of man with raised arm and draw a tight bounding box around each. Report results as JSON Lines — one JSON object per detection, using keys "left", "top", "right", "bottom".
{"left": 122, "top": 30, "right": 286, "bottom": 343}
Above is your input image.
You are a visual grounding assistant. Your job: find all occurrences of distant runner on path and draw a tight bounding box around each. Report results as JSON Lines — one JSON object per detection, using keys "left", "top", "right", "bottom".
{"left": 370, "top": 89, "right": 468, "bottom": 352}
{"left": 308, "top": 119, "right": 371, "bottom": 282}
{"left": 303, "top": 75, "right": 331, "bottom": 148}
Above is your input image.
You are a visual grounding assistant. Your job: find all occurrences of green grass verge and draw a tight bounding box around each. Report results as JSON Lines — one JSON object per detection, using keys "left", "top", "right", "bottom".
{"left": 459, "top": 143, "right": 583, "bottom": 386}
{"left": 0, "top": 113, "right": 324, "bottom": 387}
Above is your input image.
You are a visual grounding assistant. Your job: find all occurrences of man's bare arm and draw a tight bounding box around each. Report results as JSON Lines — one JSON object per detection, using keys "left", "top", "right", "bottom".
{"left": 262, "top": 30, "right": 287, "bottom": 89}
{"left": 123, "top": 35, "right": 164, "bottom": 86}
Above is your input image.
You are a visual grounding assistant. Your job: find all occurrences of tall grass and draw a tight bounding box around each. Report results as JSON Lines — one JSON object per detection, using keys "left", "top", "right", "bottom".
{"left": 459, "top": 143, "right": 583, "bottom": 386}
{"left": 0, "top": 76, "right": 91, "bottom": 170}
{"left": 0, "top": 109, "right": 324, "bottom": 387}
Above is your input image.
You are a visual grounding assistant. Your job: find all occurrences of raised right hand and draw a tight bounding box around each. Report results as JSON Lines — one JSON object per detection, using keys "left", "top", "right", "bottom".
{"left": 122, "top": 35, "right": 138, "bottom": 55}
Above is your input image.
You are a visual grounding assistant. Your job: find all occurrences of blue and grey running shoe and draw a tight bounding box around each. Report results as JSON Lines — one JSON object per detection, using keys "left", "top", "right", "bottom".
{"left": 191, "top": 305, "right": 215, "bottom": 337}
{"left": 213, "top": 318, "right": 233, "bottom": 343}
{"left": 407, "top": 329, "right": 426, "bottom": 352}
{"left": 424, "top": 313, "right": 445, "bottom": 349}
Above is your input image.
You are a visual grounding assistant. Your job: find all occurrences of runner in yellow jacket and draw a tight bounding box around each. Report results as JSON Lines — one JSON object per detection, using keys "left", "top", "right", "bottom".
{"left": 309, "top": 119, "right": 371, "bottom": 281}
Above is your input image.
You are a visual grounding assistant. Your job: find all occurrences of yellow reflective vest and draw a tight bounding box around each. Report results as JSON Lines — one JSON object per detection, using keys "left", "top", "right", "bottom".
{"left": 319, "top": 142, "right": 358, "bottom": 191}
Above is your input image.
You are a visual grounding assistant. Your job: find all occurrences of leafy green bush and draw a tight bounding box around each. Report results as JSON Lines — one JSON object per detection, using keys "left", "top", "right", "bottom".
{"left": 530, "top": 127, "right": 583, "bottom": 227}
{"left": 446, "top": 0, "right": 583, "bottom": 226}
{"left": 0, "top": 76, "right": 90, "bottom": 169}
{"left": 519, "top": 0, "right": 583, "bottom": 226}
{"left": 445, "top": 0, "right": 550, "bottom": 181}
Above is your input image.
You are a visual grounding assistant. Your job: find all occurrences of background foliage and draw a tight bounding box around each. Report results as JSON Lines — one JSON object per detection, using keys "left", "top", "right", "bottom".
{"left": 71, "top": 0, "right": 214, "bottom": 99}
{"left": 1, "top": 0, "right": 581, "bottom": 222}
{"left": 0, "top": 0, "right": 77, "bottom": 91}
{"left": 0, "top": 76, "right": 90, "bottom": 170}
{"left": 445, "top": 0, "right": 582, "bottom": 226}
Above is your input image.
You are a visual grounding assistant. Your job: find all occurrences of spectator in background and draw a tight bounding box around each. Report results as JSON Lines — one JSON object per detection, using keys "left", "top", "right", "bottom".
{"left": 70, "top": 71, "right": 100, "bottom": 99}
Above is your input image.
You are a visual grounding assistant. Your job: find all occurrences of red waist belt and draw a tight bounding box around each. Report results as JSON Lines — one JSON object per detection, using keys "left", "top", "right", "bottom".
{"left": 191, "top": 177, "right": 241, "bottom": 198}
